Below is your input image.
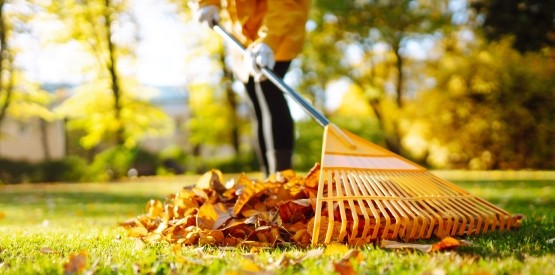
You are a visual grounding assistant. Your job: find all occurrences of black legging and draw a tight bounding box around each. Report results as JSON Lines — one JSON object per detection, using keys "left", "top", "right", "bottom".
{"left": 244, "top": 61, "right": 294, "bottom": 176}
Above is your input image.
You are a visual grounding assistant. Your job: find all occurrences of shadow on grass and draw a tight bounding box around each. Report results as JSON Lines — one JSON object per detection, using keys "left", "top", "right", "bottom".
{"left": 0, "top": 191, "right": 163, "bottom": 207}
{"left": 457, "top": 221, "right": 555, "bottom": 259}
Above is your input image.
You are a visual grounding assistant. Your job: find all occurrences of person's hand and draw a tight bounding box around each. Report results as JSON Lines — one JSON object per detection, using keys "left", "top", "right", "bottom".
{"left": 244, "top": 42, "right": 275, "bottom": 80}
{"left": 195, "top": 5, "right": 219, "bottom": 27}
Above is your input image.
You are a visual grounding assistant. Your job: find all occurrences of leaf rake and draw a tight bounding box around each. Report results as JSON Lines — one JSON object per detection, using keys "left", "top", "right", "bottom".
{"left": 212, "top": 24, "right": 521, "bottom": 246}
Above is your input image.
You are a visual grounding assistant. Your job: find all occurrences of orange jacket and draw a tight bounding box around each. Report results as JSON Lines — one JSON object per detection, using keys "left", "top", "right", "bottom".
{"left": 199, "top": 0, "right": 310, "bottom": 61}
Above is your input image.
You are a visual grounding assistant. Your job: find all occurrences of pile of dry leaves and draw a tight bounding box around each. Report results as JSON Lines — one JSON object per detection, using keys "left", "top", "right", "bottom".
{"left": 121, "top": 164, "right": 322, "bottom": 247}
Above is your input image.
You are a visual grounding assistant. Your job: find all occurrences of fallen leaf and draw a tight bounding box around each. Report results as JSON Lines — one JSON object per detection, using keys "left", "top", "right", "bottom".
{"left": 240, "top": 257, "right": 261, "bottom": 272}
{"left": 132, "top": 263, "right": 141, "bottom": 274}
{"left": 195, "top": 169, "right": 226, "bottom": 193}
{"left": 301, "top": 248, "right": 324, "bottom": 261}
{"left": 381, "top": 239, "right": 432, "bottom": 252}
{"left": 40, "top": 247, "right": 57, "bottom": 254}
{"left": 197, "top": 203, "right": 231, "bottom": 230}
{"left": 333, "top": 261, "right": 356, "bottom": 275}
{"left": 233, "top": 175, "right": 257, "bottom": 215}
{"left": 198, "top": 229, "right": 224, "bottom": 245}
{"left": 324, "top": 242, "right": 350, "bottom": 256}
{"left": 431, "top": 237, "right": 462, "bottom": 252}
{"left": 134, "top": 239, "right": 146, "bottom": 250}
{"left": 382, "top": 237, "right": 465, "bottom": 253}
{"left": 128, "top": 226, "right": 148, "bottom": 238}
{"left": 0, "top": 211, "right": 5, "bottom": 220}
{"left": 63, "top": 251, "right": 87, "bottom": 275}
{"left": 119, "top": 162, "right": 519, "bottom": 248}
{"left": 146, "top": 200, "right": 164, "bottom": 218}
{"left": 303, "top": 163, "right": 320, "bottom": 188}
{"left": 340, "top": 249, "right": 363, "bottom": 264}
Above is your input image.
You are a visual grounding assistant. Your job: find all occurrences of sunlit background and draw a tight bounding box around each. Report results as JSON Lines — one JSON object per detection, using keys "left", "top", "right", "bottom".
{"left": 0, "top": 0, "right": 553, "bottom": 183}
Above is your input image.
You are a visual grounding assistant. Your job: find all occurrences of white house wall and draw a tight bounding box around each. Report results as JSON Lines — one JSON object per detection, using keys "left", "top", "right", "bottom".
{"left": 0, "top": 118, "right": 66, "bottom": 162}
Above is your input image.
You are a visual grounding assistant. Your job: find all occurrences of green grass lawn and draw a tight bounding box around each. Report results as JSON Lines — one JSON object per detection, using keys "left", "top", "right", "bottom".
{"left": 1, "top": 172, "right": 554, "bottom": 274}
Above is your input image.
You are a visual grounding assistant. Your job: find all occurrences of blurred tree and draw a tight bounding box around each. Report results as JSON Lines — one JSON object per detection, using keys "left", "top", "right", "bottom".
{"left": 310, "top": 0, "right": 453, "bottom": 155}
{"left": 169, "top": 1, "right": 249, "bottom": 172}
{"left": 47, "top": 0, "right": 173, "bottom": 151}
{"left": 470, "top": 0, "right": 555, "bottom": 52}
{"left": 1, "top": 0, "right": 55, "bottom": 159}
{"left": 298, "top": 11, "right": 346, "bottom": 112}
{"left": 407, "top": 35, "right": 555, "bottom": 169}
{"left": 0, "top": 0, "right": 15, "bottom": 131}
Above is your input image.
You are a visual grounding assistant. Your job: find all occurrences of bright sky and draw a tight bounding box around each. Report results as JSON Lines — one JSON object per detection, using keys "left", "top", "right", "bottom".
{"left": 133, "top": 0, "right": 191, "bottom": 86}
{"left": 17, "top": 0, "right": 194, "bottom": 86}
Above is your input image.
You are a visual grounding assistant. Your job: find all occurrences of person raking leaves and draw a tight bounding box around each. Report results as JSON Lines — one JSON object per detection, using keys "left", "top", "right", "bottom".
{"left": 193, "top": 0, "right": 311, "bottom": 177}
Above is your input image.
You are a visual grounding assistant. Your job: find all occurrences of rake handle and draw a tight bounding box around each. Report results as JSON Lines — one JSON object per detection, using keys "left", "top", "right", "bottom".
{"left": 212, "top": 24, "right": 331, "bottom": 128}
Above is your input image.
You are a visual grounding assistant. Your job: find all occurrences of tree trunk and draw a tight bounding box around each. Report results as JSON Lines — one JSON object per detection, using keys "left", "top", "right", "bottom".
{"left": 221, "top": 52, "right": 240, "bottom": 154}
{"left": 386, "top": 41, "right": 405, "bottom": 155}
{"left": 0, "top": 0, "right": 13, "bottom": 129}
{"left": 39, "top": 119, "right": 51, "bottom": 161}
{"left": 104, "top": 0, "right": 124, "bottom": 146}
{"left": 393, "top": 43, "right": 404, "bottom": 109}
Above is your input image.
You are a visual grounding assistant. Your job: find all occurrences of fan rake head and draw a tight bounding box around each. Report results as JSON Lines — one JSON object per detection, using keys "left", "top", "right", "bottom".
{"left": 310, "top": 125, "right": 521, "bottom": 246}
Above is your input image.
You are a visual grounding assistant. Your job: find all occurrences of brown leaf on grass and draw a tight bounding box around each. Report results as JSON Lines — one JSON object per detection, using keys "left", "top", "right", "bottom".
{"left": 340, "top": 249, "right": 363, "bottom": 264}
{"left": 63, "top": 251, "right": 87, "bottom": 275}
{"left": 233, "top": 174, "right": 281, "bottom": 216}
{"left": 431, "top": 236, "right": 462, "bottom": 252}
{"left": 120, "top": 162, "right": 517, "bottom": 248}
{"left": 197, "top": 203, "right": 232, "bottom": 230}
{"left": 381, "top": 237, "right": 465, "bottom": 253}
{"left": 332, "top": 248, "right": 362, "bottom": 275}
{"left": 291, "top": 229, "right": 312, "bottom": 247}
{"left": 303, "top": 163, "right": 321, "bottom": 188}
{"left": 270, "top": 248, "right": 324, "bottom": 270}
{"left": 121, "top": 165, "right": 325, "bottom": 247}
{"left": 278, "top": 199, "right": 312, "bottom": 224}
{"left": 40, "top": 247, "right": 57, "bottom": 254}
{"left": 239, "top": 257, "right": 261, "bottom": 272}
{"left": 333, "top": 261, "right": 356, "bottom": 275}
{"left": 195, "top": 169, "right": 226, "bottom": 193}
{"left": 128, "top": 226, "right": 148, "bottom": 238}
{"left": 233, "top": 174, "right": 257, "bottom": 216}
{"left": 176, "top": 226, "right": 200, "bottom": 245}
{"left": 198, "top": 229, "right": 225, "bottom": 245}
{"left": 381, "top": 239, "right": 432, "bottom": 252}
{"left": 146, "top": 200, "right": 164, "bottom": 218}
{"left": 511, "top": 214, "right": 525, "bottom": 228}
{"left": 324, "top": 243, "right": 350, "bottom": 256}
{"left": 307, "top": 216, "right": 342, "bottom": 244}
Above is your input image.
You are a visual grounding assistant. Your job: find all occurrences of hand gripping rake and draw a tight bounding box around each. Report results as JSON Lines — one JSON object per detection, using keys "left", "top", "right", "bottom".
{"left": 213, "top": 24, "right": 521, "bottom": 245}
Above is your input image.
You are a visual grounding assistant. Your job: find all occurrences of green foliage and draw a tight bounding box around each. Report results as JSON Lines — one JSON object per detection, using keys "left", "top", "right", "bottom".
{"left": 54, "top": 82, "right": 174, "bottom": 149}
{"left": 37, "top": 156, "right": 88, "bottom": 183}
{"left": 293, "top": 120, "right": 323, "bottom": 171}
{"left": 301, "top": 0, "right": 454, "bottom": 155}
{"left": 470, "top": 0, "right": 555, "bottom": 52}
{"left": 84, "top": 146, "right": 161, "bottom": 181}
{"left": 186, "top": 82, "right": 233, "bottom": 146}
{"left": 6, "top": 82, "right": 55, "bottom": 121}
{"left": 406, "top": 36, "right": 555, "bottom": 169}
{"left": 0, "top": 156, "right": 86, "bottom": 184}
{"left": 204, "top": 153, "right": 258, "bottom": 174}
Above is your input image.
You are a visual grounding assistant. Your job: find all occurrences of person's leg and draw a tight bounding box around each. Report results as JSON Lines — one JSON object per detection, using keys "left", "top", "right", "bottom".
{"left": 245, "top": 79, "right": 269, "bottom": 175}
{"left": 245, "top": 61, "right": 294, "bottom": 176}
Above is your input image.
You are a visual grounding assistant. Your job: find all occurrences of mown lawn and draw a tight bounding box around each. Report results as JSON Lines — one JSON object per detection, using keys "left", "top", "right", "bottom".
{"left": 0, "top": 172, "right": 554, "bottom": 274}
